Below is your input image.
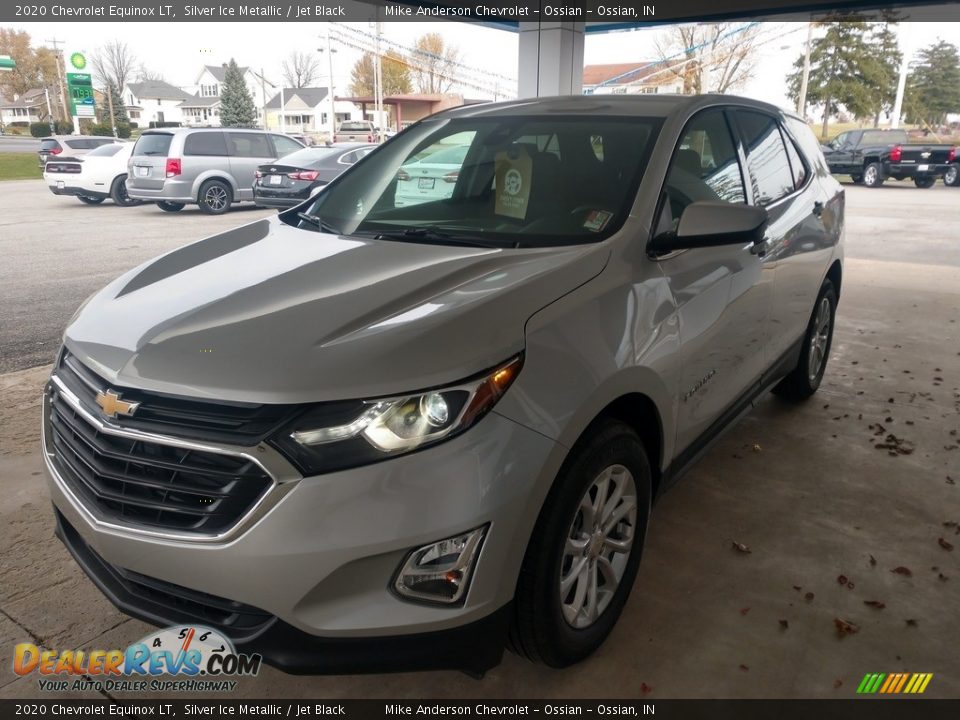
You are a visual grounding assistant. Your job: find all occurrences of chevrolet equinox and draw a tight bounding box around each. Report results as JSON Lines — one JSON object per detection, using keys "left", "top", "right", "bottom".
{"left": 43, "top": 95, "right": 844, "bottom": 676}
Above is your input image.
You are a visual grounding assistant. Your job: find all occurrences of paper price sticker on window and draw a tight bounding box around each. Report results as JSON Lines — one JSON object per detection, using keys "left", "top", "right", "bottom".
{"left": 583, "top": 209, "right": 613, "bottom": 232}
{"left": 495, "top": 148, "right": 533, "bottom": 220}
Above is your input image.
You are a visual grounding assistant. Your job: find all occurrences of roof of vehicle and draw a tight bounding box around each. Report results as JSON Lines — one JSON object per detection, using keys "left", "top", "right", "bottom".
{"left": 140, "top": 127, "right": 282, "bottom": 135}
{"left": 41, "top": 135, "right": 123, "bottom": 141}
{"left": 433, "top": 93, "right": 790, "bottom": 121}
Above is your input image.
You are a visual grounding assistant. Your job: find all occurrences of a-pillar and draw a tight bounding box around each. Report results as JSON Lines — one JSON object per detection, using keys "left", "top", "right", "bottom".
{"left": 517, "top": 21, "right": 586, "bottom": 98}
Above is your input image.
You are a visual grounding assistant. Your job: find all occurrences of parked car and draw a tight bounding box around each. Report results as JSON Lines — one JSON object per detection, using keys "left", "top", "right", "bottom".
{"left": 334, "top": 120, "right": 378, "bottom": 143}
{"left": 125, "top": 128, "right": 304, "bottom": 214}
{"left": 253, "top": 143, "right": 376, "bottom": 209}
{"left": 288, "top": 133, "right": 315, "bottom": 147}
{"left": 43, "top": 142, "right": 140, "bottom": 206}
{"left": 394, "top": 144, "right": 470, "bottom": 207}
{"left": 43, "top": 95, "right": 843, "bottom": 676}
{"left": 37, "top": 135, "right": 120, "bottom": 168}
{"left": 821, "top": 129, "right": 953, "bottom": 187}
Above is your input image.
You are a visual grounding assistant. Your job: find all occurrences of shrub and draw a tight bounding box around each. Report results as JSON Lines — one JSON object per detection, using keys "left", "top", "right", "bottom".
{"left": 55, "top": 120, "right": 74, "bottom": 135}
{"left": 30, "top": 122, "right": 50, "bottom": 137}
{"left": 88, "top": 123, "right": 114, "bottom": 136}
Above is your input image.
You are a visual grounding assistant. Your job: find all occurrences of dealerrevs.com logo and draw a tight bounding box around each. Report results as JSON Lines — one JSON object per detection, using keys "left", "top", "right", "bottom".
{"left": 13, "top": 625, "right": 261, "bottom": 693}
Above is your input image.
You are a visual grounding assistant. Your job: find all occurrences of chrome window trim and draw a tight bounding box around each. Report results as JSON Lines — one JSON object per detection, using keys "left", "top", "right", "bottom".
{"left": 45, "top": 374, "right": 302, "bottom": 546}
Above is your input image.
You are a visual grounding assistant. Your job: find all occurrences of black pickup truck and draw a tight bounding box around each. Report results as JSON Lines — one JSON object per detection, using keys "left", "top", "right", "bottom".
{"left": 821, "top": 129, "right": 955, "bottom": 188}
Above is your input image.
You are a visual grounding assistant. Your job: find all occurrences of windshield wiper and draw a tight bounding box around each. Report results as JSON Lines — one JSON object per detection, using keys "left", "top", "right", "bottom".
{"left": 297, "top": 212, "right": 340, "bottom": 234}
{"left": 364, "top": 226, "right": 496, "bottom": 248}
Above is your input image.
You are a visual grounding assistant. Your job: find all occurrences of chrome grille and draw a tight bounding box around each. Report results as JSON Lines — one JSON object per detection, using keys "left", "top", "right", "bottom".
{"left": 48, "top": 382, "right": 273, "bottom": 534}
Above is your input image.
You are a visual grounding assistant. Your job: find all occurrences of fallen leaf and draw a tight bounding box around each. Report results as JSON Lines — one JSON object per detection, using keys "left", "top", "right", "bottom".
{"left": 793, "top": 585, "right": 802, "bottom": 591}
{"left": 739, "top": 664, "right": 749, "bottom": 671}
{"left": 948, "top": 476, "right": 956, "bottom": 485}
{"left": 944, "top": 521, "right": 958, "bottom": 528}
{"left": 779, "top": 619, "right": 789, "bottom": 630}
{"left": 732, "top": 541, "right": 752, "bottom": 554}
{"left": 864, "top": 600, "right": 886, "bottom": 609}
{"left": 834, "top": 679, "right": 843, "bottom": 689}
{"left": 805, "top": 592, "right": 815, "bottom": 602}
{"left": 640, "top": 682, "right": 652, "bottom": 694}
{"left": 752, "top": 444, "right": 762, "bottom": 453}
{"left": 869, "top": 555, "right": 877, "bottom": 566}
{"left": 847, "top": 582, "right": 855, "bottom": 589}
{"left": 939, "top": 573, "right": 949, "bottom": 582}
{"left": 834, "top": 617, "right": 860, "bottom": 637}
{"left": 837, "top": 574, "right": 848, "bottom": 585}
{"left": 905, "top": 619, "right": 918, "bottom": 627}
{"left": 891, "top": 566, "right": 913, "bottom": 577}
{"left": 939, "top": 538, "right": 954, "bottom": 551}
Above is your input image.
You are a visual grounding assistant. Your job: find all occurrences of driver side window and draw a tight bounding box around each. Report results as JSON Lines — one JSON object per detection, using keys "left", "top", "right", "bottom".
{"left": 657, "top": 109, "right": 746, "bottom": 236}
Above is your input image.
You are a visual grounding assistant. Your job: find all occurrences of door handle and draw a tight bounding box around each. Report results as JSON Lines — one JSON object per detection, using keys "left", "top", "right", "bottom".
{"left": 813, "top": 200, "right": 824, "bottom": 217}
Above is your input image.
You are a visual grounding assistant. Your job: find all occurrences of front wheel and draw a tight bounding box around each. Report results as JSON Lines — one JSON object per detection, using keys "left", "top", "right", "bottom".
{"left": 77, "top": 195, "right": 104, "bottom": 205}
{"left": 861, "top": 162, "right": 884, "bottom": 187}
{"left": 773, "top": 279, "right": 837, "bottom": 401}
{"left": 198, "top": 179, "right": 232, "bottom": 215}
{"left": 510, "top": 420, "right": 651, "bottom": 667}
{"left": 945, "top": 165, "right": 959, "bottom": 187}
{"left": 156, "top": 201, "right": 185, "bottom": 213}
{"left": 914, "top": 175, "right": 936, "bottom": 189}
{"left": 110, "top": 176, "right": 139, "bottom": 206}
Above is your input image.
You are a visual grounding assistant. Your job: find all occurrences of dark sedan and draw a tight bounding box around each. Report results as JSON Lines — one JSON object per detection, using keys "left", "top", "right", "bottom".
{"left": 253, "top": 143, "right": 376, "bottom": 208}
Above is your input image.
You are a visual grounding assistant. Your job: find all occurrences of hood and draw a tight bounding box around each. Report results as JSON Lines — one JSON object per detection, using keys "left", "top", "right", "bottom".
{"left": 65, "top": 217, "right": 608, "bottom": 403}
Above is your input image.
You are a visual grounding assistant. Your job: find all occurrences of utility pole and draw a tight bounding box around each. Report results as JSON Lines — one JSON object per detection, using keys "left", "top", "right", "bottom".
{"left": 891, "top": 56, "right": 909, "bottom": 130}
{"left": 373, "top": 16, "right": 384, "bottom": 142}
{"left": 44, "top": 88, "right": 55, "bottom": 134}
{"left": 106, "top": 84, "right": 117, "bottom": 137}
{"left": 797, "top": 21, "right": 813, "bottom": 117}
{"left": 322, "top": 29, "right": 337, "bottom": 141}
{"left": 260, "top": 67, "right": 268, "bottom": 129}
{"left": 46, "top": 37, "right": 71, "bottom": 130}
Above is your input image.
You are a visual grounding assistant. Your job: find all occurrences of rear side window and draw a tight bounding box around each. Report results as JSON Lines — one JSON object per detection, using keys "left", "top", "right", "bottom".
{"left": 134, "top": 134, "right": 173, "bottom": 157}
{"left": 271, "top": 134, "right": 303, "bottom": 157}
{"left": 735, "top": 110, "right": 795, "bottom": 206}
{"left": 184, "top": 132, "right": 228, "bottom": 156}
{"left": 227, "top": 133, "right": 272, "bottom": 158}
{"left": 40, "top": 139, "right": 61, "bottom": 152}
{"left": 780, "top": 126, "right": 808, "bottom": 190}
{"left": 64, "top": 139, "right": 90, "bottom": 150}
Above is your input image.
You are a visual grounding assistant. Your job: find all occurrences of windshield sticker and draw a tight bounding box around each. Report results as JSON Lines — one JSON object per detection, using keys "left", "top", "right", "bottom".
{"left": 583, "top": 210, "right": 613, "bottom": 232}
{"left": 495, "top": 148, "right": 533, "bottom": 220}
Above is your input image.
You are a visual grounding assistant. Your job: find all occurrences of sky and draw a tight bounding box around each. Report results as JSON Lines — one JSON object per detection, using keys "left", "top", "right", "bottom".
{"left": 7, "top": 19, "right": 960, "bottom": 112}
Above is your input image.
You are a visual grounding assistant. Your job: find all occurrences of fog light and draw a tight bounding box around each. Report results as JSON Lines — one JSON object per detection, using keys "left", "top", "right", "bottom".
{"left": 394, "top": 526, "right": 486, "bottom": 604}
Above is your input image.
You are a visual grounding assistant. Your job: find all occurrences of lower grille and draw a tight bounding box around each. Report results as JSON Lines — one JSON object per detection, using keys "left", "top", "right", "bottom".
{"left": 56, "top": 510, "right": 274, "bottom": 641}
{"left": 48, "top": 383, "right": 273, "bottom": 535}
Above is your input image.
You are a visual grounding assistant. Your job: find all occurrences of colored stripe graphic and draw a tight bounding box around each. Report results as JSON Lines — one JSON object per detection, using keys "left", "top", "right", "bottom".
{"left": 858, "top": 672, "right": 933, "bottom": 694}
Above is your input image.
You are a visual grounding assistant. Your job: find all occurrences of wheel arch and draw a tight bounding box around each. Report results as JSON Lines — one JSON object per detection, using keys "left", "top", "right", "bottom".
{"left": 586, "top": 394, "right": 665, "bottom": 499}
{"left": 191, "top": 173, "right": 237, "bottom": 202}
{"left": 826, "top": 259, "right": 842, "bottom": 298}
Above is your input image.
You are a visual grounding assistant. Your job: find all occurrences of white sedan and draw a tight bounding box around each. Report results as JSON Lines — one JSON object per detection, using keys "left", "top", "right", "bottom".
{"left": 43, "top": 141, "right": 139, "bottom": 206}
{"left": 394, "top": 145, "right": 469, "bottom": 207}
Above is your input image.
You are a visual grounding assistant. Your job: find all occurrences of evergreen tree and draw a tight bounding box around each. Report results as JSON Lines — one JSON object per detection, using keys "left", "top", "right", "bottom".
{"left": 905, "top": 40, "right": 960, "bottom": 128}
{"left": 99, "top": 79, "right": 129, "bottom": 127}
{"left": 219, "top": 59, "right": 256, "bottom": 128}
{"left": 863, "top": 22, "right": 901, "bottom": 127}
{"left": 787, "top": 21, "right": 879, "bottom": 136}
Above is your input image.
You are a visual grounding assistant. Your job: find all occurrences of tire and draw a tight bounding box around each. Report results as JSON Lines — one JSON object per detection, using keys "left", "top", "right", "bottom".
{"left": 861, "top": 162, "right": 884, "bottom": 188}
{"left": 773, "top": 279, "right": 838, "bottom": 401}
{"left": 914, "top": 175, "right": 936, "bottom": 189}
{"left": 156, "top": 201, "right": 185, "bottom": 213}
{"left": 198, "top": 179, "right": 232, "bottom": 215}
{"left": 945, "top": 165, "right": 959, "bottom": 187}
{"left": 110, "top": 176, "right": 139, "bottom": 206}
{"left": 510, "top": 420, "right": 652, "bottom": 667}
{"left": 77, "top": 195, "right": 104, "bottom": 205}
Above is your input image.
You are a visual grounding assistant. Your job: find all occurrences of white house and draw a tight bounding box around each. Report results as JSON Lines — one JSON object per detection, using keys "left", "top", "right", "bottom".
{"left": 192, "top": 65, "right": 275, "bottom": 126}
{"left": 582, "top": 62, "right": 684, "bottom": 95}
{"left": 0, "top": 88, "right": 47, "bottom": 128}
{"left": 263, "top": 87, "right": 357, "bottom": 136}
{"left": 123, "top": 80, "right": 194, "bottom": 127}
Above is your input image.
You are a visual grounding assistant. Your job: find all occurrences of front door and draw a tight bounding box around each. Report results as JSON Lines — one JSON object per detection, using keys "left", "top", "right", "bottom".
{"left": 655, "top": 107, "right": 773, "bottom": 456}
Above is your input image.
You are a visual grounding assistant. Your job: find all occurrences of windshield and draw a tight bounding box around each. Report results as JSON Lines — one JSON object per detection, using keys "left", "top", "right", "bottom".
{"left": 289, "top": 115, "right": 661, "bottom": 248}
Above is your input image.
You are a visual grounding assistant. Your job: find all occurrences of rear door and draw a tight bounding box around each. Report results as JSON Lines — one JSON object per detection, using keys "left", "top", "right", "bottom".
{"left": 128, "top": 132, "right": 173, "bottom": 191}
{"left": 225, "top": 132, "right": 274, "bottom": 200}
{"left": 657, "top": 107, "right": 772, "bottom": 457}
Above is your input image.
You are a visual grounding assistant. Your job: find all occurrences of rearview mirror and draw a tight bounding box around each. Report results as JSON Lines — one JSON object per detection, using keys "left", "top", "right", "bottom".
{"left": 650, "top": 201, "right": 768, "bottom": 253}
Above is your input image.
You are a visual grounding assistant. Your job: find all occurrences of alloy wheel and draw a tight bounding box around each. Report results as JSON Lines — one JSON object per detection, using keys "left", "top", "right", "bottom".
{"left": 205, "top": 186, "right": 228, "bottom": 211}
{"left": 560, "top": 464, "right": 637, "bottom": 629}
{"left": 808, "top": 297, "right": 831, "bottom": 382}
{"left": 863, "top": 166, "right": 877, "bottom": 185}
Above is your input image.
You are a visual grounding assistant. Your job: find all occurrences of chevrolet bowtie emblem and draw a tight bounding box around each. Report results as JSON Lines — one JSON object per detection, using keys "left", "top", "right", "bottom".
{"left": 95, "top": 389, "right": 140, "bottom": 419}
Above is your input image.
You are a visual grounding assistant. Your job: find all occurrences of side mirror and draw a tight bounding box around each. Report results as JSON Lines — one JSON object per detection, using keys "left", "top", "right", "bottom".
{"left": 650, "top": 201, "right": 768, "bottom": 253}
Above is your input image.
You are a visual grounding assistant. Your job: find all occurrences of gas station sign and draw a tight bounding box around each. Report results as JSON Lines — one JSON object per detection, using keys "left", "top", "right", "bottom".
{"left": 65, "top": 50, "right": 96, "bottom": 118}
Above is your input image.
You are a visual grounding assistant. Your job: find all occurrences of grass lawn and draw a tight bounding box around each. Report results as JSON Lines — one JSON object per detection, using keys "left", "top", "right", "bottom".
{"left": 0, "top": 153, "right": 40, "bottom": 181}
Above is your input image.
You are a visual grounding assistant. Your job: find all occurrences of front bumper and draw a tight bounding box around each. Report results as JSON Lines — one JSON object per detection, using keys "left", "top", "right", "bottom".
{"left": 43, "top": 381, "right": 558, "bottom": 673}
{"left": 47, "top": 183, "right": 107, "bottom": 199}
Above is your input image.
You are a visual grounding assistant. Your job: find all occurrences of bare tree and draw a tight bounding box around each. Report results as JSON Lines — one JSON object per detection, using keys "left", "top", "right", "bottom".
{"left": 656, "top": 23, "right": 759, "bottom": 94}
{"left": 410, "top": 33, "right": 461, "bottom": 94}
{"left": 91, "top": 40, "right": 137, "bottom": 92}
{"left": 282, "top": 51, "right": 321, "bottom": 88}
{"left": 134, "top": 64, "right": 166, "bottom": 83}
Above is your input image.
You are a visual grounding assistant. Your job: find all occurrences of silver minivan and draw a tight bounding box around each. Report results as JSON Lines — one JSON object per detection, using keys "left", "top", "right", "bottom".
{"left": 126, "top": 128, "right": 304, "bottom": 214}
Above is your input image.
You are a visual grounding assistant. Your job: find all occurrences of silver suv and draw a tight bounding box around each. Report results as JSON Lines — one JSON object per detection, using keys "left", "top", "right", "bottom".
{"left": 44, "top": 95, "right": 843, "bottom": 676}
{"left": 126, "top": 128, "right": 304, "bottom": 214}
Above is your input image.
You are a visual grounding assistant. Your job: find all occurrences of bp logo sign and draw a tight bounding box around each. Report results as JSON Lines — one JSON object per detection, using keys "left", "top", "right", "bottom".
{"left": 69, "top": 52, "right": 87, "bottom": 70}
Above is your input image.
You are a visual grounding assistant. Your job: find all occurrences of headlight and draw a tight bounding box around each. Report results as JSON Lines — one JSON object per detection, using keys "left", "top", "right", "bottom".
{"left": 271, "top": 355, "right": 522, "bottom": 475}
